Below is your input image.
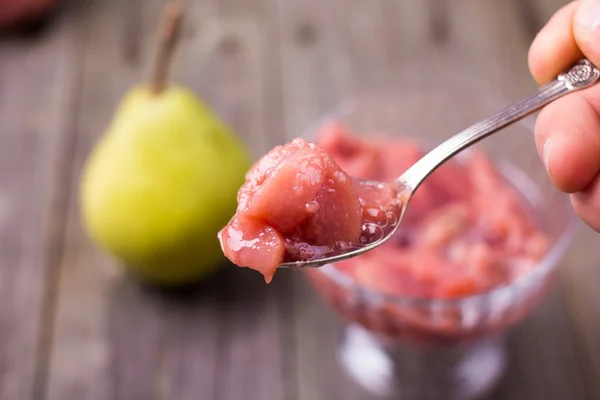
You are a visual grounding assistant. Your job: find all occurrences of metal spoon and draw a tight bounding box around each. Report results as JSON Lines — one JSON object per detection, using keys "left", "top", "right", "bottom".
{"left": 279, "top": 58, "right": 600, "bottom": 270}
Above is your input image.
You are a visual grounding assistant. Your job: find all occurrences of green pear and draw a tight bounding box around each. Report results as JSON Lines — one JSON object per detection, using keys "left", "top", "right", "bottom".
{"left": 79, "top": 2, "right": 251, "bottom": 286}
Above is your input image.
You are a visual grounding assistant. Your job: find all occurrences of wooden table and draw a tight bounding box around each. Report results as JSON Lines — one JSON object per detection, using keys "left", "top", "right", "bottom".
{"left": 1, "top": 0, "right": 599, "bottom": 399}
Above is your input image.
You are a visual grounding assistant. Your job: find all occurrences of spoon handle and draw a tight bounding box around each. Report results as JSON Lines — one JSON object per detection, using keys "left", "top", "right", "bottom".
{"left": 399, "top": 59, "right": 600, "bottom": 191}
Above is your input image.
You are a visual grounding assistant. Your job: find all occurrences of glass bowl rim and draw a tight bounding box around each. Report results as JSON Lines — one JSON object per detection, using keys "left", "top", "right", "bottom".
{"left": 302, "top": 93, "right": 579, "bottom": 308}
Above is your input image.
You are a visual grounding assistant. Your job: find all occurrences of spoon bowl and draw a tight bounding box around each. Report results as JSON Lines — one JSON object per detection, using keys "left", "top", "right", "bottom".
{"left": 278, "top": 180, "right": 412, "bottom": 270}
{"left": 279, "top": 58, "right": 599, "bottom": 270}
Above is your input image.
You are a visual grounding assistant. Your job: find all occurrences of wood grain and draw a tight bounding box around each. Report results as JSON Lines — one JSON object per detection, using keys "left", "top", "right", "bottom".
{"left": 488, "top": 285, "right": 589, "bottom": 400}
{"left": 273, "top": 0, "right": 390, "bottom": 398}
{"left": 188, "top": 2, "right": 289, "bottom": 399}
{"left": 561, "top": 226, "right": 600, "bottom": 400}
{"left": 45, "top": 0, "right": 291, "bottom": 399}
{"left": 0, "top": 7, "right": 81, "bottom": 400}
{"left": 46, "top": 0, "right": 152, "bottom": 397}
{"left": 527, "top": 3, "right": 600, "bottom": 398}
{"left": 1, "top": 0, "right": 597, "bottom": 399}
{"left": 277, "top": 1, "right": 589, "bottom": 400}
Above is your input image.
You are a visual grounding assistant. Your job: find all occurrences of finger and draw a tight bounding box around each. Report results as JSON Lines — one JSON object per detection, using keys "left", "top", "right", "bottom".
{"left": 571, "top": 173, "right": 600, "bottom": 232}
{"left": 528, "top": 1, "right": 583, "bottom": 85}
{"left": 574, "top": 0, "right": 600, "bottom": 68}
{"left": 534, "top": 87, "right": 600, "bottom": 193}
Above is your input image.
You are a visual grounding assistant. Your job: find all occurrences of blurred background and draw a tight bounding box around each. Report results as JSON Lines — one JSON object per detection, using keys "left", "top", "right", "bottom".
{"left": 1, "top": 0, "right": 599, "bottom": 399}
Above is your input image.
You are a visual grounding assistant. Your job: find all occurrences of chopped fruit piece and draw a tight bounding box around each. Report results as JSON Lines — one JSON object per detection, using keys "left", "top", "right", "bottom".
{"left": 218, "top": 137, "right": 402, "bottom": 281}
{"left": 218, "top": 216, "right": 285, "bottom": 283}
{"left": 420, "top": 203, "right": 472, "bottom": 248}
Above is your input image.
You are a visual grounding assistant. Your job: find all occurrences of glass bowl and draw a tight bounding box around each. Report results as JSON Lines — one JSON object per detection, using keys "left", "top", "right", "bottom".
{"left": 302, "top": 87, "right": 577, "bottom": 400}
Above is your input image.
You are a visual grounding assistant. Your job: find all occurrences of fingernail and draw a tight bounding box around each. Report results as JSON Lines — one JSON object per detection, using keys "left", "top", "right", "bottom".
{"left": 542, "top": 138, "right": 552, "bottom": 173}
{"left": 577, "top": 0, "right": 600, "bottom": 32}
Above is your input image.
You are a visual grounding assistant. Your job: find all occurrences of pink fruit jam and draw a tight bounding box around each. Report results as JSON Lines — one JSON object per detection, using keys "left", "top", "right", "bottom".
{"left": 219, "top": 122, "right": 550, "bottom": 298}
{"left": 218, "top": 138, "right": 403, "bottom": 282}
{"left": 310, "top": 123, "right": 550, "bottom": 300}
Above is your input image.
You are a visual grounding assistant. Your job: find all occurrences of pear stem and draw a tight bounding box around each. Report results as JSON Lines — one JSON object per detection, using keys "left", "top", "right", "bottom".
{"left": 149, "top": 1, "right": 183, "bottom": 95}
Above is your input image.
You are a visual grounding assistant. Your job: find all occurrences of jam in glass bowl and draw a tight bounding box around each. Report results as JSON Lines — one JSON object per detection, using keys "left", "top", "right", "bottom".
{"left": 302, "top": 88, "right": 577, "bottom": 400}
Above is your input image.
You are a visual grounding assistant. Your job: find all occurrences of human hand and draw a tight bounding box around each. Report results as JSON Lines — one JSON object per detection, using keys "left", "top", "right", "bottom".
{"left": 528, "top": 0, "right": 600, "bottom": 232}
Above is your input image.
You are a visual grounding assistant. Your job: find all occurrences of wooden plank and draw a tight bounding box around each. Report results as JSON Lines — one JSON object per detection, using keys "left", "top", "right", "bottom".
{"left": 273, "top": 0, "right": 351, "bottom": 398}
{"left": 526, "top": 0, "right": 572, "bottom": 34}
{"left": 560, "top": 226, "right": 600, "bottom": 400}
{"left": 439, "top": 2, "right": 591, "bottom": 399}
{"left": 480, "top": 2, "right": 599, "bottom": 399}
{"left": 44, "top": 1, "right": 286, "bottom": 399}
{"left": 488, "top": 285, "right": 589, "bottom": 400}
{"left": 524, "top": 2, "right": 600, "bottom": 399}
{"left": 273, "top": 1, "right": 461, "bottom": 399}
{"left": 0, "top": 7, "right": 81, "bottom": 400}
{"left": 46, "top": 1, "right": 161, "bottom": 398}
{"left": 272, "top": 0, "right": 359, "bottom": 397}
{"left": 444, "top": 0, "right": 533, "bottom": 97}
{"left": 526, "top": 0, "right": 600, "bottom": 395}
{"left": 185, "top": 2, "right": 289, "bottom": 399}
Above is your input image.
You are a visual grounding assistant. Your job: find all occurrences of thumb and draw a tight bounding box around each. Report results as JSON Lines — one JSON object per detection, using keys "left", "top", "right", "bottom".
{"left": 574, "top": 0, "right": 600, "bottom": 67}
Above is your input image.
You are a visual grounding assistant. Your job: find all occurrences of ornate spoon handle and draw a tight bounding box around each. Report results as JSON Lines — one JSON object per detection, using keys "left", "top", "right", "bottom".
{"left": 399, "top": 59, "right": 600, "bottom": 191}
